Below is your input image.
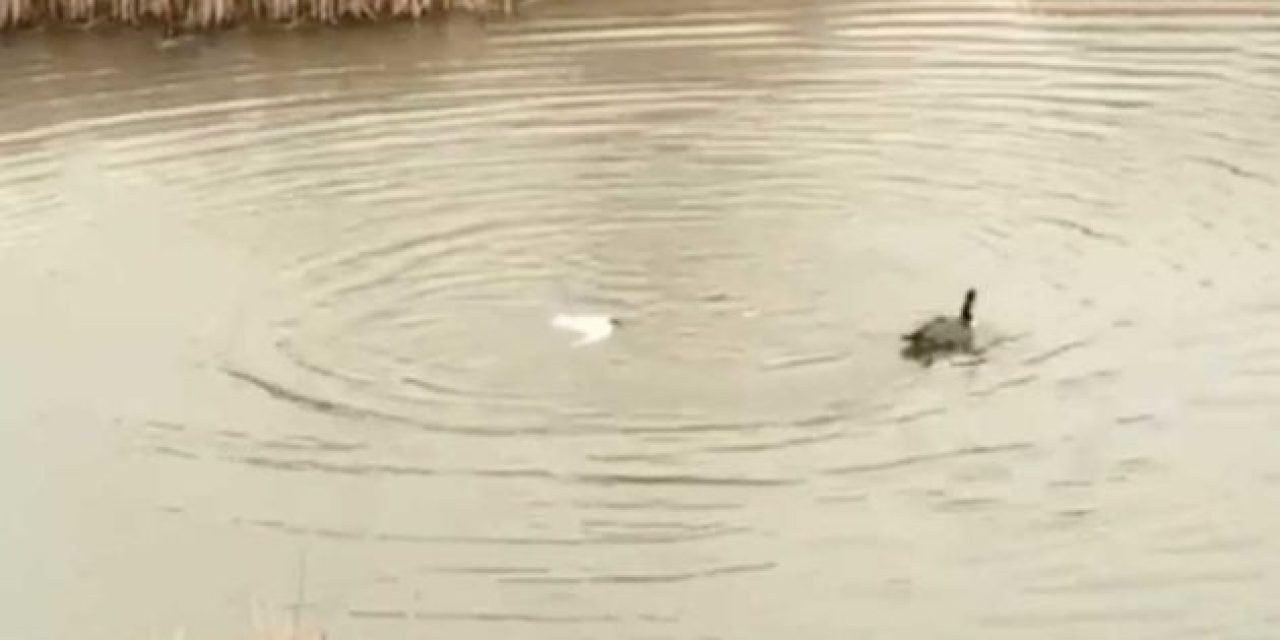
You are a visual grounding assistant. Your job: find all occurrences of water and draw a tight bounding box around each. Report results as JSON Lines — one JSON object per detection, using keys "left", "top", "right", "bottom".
{"left": 2, "top": 1, "right": 1280, "bottom": 638}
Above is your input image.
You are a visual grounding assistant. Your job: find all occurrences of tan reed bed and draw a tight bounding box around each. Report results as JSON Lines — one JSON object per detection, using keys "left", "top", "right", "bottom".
{"left": 0, "top": 0, "right": 515, "bottom": 32}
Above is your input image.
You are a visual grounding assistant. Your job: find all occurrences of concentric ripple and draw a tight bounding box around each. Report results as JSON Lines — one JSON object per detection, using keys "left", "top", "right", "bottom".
{"left": 2, "top": 2, "right": 1279, "bottom": 640}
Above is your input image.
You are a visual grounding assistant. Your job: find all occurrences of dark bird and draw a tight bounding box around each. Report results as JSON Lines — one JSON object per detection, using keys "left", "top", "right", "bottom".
{"left": 901, "top": 289, "right": 977, "bottom": 365}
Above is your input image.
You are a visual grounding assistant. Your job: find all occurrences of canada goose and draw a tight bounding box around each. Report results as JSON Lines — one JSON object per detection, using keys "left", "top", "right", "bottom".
{"left": 901, "top": 289, "right": 976, "bottom": 365}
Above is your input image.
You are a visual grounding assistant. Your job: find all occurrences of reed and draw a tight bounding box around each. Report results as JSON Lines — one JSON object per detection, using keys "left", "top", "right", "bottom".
{"left": 0, "top": 0, "right": 515, "bottom": 31}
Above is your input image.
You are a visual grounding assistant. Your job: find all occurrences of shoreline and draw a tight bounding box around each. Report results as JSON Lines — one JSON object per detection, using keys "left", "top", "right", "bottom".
{"left": 0, "top": 0, "right": 517, "bottom": 33}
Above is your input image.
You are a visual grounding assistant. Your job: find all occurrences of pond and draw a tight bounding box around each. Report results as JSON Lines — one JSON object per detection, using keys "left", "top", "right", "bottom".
{"left": 2, "top": 1, "right": 1279, "bottom": 638}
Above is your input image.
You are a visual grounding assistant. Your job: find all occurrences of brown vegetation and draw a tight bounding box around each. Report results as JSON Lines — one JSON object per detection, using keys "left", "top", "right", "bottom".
{"left": 0, "top": 0, "right": 515, "bottom": 31}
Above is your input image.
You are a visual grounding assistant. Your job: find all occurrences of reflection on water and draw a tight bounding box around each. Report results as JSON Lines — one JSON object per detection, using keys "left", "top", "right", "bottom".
{"left": 2, "top": 1, "right": 1280, "bottom": 638}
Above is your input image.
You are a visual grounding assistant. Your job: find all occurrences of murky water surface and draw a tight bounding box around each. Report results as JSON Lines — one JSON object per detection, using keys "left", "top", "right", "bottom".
{"left": 3, "top": 1, "right": 1280, "bottom": 638}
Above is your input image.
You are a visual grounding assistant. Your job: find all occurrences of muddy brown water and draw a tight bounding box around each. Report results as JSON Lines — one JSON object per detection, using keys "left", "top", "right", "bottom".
{"left": 3, "top": 1, "right": 1280, "bottom": 638}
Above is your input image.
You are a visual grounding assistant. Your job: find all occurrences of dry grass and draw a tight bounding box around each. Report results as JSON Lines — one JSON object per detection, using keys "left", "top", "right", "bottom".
{"left": 149, "top": 599, "right": 333, "bottom": 640}
{"left": 0, "top": 0, "right": 516, "bottom": 31}
{"left": 165, "top": 632, "right": 327, "bottom": 640}
{"left": 159, "top": 619, "right": 331, "bottom": 640}
{"left": 160, "top": 631, "right": 328, "bottom": 640}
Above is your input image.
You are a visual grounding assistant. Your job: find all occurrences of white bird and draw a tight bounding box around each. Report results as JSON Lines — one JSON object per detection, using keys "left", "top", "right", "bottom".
{"left": 551, "top": 313, "right": 619, "bottom": 347}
